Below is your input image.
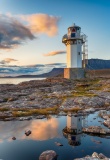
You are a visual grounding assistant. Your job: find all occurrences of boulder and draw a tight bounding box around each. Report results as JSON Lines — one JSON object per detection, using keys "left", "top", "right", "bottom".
{"left": 12, "top": 137, "right": 16, "bottom": 140}
{"left": 39, "top": 150, "right": 57, "bottom": 160}
{"left": 25, "top": 130, "right": 31, "bottom": 136}
{"left": 74, "top": 152, "right": 109, "bottom": 160}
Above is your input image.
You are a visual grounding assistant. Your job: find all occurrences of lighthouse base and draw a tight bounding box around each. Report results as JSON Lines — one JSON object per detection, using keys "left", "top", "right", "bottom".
{"left": 64, "top": 68, "right": 85, "bottom": 79}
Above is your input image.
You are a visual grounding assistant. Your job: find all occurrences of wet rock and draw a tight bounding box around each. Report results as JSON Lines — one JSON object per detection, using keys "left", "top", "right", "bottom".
{"left": 55, "top": 142, "right": 63, "bottom": 146}
{"left": 12, "top": 137, "right": 16, "bottom": 140}
{"left": 4, "top": 117, "right": 15, "bottom": 121}
{"left": 19, "top": 116, "right": 32, "bottom": 121}
{"left": 84, "top": 108, "right": 96, "bottom": 113}
{"left": 103, "top": 115, "right": 109, "bottom": 120}
{"left": 35, "top": 115, "right": 46, "bottom": 119}
{"left": 92, "top": 152, "right": 99, "bottom": 158}
{"left": 98, "top": 153, "right": 108, "bottom": 159}
{"left": 74, "top": 152, "right": 109, "bottom": 160}
{"left": 58, "top": 112, "right": 67, "bottom": 116}
{"left": 39, "top": 150, "right": 57, "bottom": 160}
{"left": 25, "top": 130, "right": 31, "bottom": 136}
{"left": 83, "top": 126, "right": 110, "bottom": 135}
{"left": 103, "top": 119, "right": 110, "bottom": 128}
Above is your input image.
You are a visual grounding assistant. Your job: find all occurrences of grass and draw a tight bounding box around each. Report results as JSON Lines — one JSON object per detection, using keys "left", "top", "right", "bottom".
{"left": 0, "top": 108, "right": 10, "bottom": 112}
{"left": 72, "top": 91, "right": 97, "bottom": 97}
{"left": 71, "top": 79, "right": 102, "bottom": 96}
{"left": 12, "top": 106, "right": 59, "bottom": 117}
{"left": 63, "top": 107, "right": 81, "bottom": 113}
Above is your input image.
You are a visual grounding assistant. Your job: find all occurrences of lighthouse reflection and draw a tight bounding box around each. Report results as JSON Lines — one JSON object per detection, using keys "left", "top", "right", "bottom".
{"left": 63, "top": 112, "right": 82, "bottom": 146}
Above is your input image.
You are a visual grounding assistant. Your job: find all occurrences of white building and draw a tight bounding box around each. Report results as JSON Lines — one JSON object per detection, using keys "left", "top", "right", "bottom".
{"left": 62, "top": 24, "right": 88, "bottom": 79}
{"left": 62, "top": 24, "right": 87, "bottom": 68}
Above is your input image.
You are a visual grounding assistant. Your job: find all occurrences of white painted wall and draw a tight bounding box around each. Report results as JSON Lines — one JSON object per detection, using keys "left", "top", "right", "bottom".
{"left": 67, "top": 114, "right": 82, "bottom": 134}
{"left": 65, "top": 25, "right": 83, "bottom": 68}
{"left": 67, "top": 43, "right": 82, "bottom": 68}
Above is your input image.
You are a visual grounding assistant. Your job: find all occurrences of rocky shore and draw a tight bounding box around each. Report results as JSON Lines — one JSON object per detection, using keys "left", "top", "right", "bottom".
{"left": 38, "top": 150, "right": 110, "bottom": 160}
{"left": 0, "top": 77, "right": 110, "bottom": 120}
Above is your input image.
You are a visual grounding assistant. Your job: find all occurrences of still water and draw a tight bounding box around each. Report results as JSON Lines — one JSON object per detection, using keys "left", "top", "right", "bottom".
{"left": 0, "top": 112, "right": 110, "bottom": 160}
{"left": 0, "top": 78, "right": 46, "bottom": 84}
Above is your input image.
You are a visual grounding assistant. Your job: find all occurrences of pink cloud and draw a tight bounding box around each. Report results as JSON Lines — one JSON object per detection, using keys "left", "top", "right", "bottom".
{"left": 21, "top": 14, "right": 60, "bottom": 36}
{"left": 44, "top": 50, "right": 66, "bottom": 56}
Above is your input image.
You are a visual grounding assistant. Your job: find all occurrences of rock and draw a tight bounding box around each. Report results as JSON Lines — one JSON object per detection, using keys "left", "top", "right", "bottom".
{"left": 39, "top": 150, "right": 57, "bottom": 160}
{"left": 0, "top": 78, "right": 110, "bottom": 121}
{"left": 12, "top": 137, "right": 16, "bottom": 140}
{"left": 55, "top": 142, "right": 63, "bottom": 146}
{"left": 92, "top": 152, "right": 99, "bottom": 158}
{"left": 74, "top": 152, "right": 109, "bottom": 160}
{"left": 19, "top": 116, "right": 32, "bottom": 121}
{"left": 58, "top": 112, "right": 67, "bottom": 116}
{"left": 103, "top": 116, "right": 109, "bottom": 120}
{"left": 98, "top": 153, "right": 107, "bottom": 159}
{"left": 85, "top": 108, "right": 96, "bottom": 113}
{"left": 36, "top": 115, "right": 46, "bottom": 119}
{"left": 8, "top": 97, "right": 17, "bottom": 102}
{"left": 83, "top": 126, "right": 110, "bottom": 135}
{"left": 25, "top": 130, "right": 31, "bottom": 136}
{"left": 4, "top": 117, "right": 15, "bottom": 121}
{"left": 103, "top": 119, "right": 110, "bottom": 128}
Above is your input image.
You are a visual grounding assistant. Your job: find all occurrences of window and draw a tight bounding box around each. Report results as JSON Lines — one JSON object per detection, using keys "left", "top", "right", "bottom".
{"left": 78, "top": 52, "right": 80, "bottom": 55}
{"left": 71, "top": 33, "right": 75, "bottom": 37}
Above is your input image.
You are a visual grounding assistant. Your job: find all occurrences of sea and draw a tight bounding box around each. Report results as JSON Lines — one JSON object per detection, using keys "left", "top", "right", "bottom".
{"left": 0, "top": 78, "right": 46, "bottom": 84}
{"left": 0, "top": 111, "right": 110, "bottom": 160}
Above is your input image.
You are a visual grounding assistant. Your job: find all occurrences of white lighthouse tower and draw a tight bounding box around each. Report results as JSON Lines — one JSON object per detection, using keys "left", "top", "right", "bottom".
{"left": 62, "top": 23, "right": 88, "bottom": 79}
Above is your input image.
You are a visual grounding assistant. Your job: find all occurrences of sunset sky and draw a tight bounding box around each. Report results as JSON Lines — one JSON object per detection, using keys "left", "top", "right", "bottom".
{"left": 0, "top": 0, "right": 110, "bottom": 66}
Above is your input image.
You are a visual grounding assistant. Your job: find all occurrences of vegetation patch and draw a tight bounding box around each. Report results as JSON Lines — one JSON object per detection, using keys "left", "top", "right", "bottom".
{"left": 0, "top": 107, "right": 10, "bottom": 112}
{"left": 63, "top": 107, "right": 81, "bottom": 113}
{"left": 12, "top": 106, "right": 59, "bottom": 117}
{"left": 72, "top": 91, "right": 97, "bottom": 97}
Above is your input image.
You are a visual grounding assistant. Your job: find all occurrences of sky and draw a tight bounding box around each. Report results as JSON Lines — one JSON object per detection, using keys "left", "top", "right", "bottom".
{"left": 0, "top": 0, "right": 110, "bottom": 67}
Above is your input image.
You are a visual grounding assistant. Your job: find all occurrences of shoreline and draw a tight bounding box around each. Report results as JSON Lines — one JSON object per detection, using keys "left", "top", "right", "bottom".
{"left": 0, "top": 77, "right": 110, "bottom": 121}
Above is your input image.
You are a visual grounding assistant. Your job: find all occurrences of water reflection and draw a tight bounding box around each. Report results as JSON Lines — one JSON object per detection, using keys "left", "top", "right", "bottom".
{"left": 0, "top": 118, "right": 58, "bottom": 142}
{"left": 63, "top": 113, "right": 83, "bottom": 146}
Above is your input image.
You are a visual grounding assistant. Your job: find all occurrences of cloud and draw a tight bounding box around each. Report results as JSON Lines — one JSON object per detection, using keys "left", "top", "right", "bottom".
{"left": 44, "top": 50, "right": 66, "bottom": 56}
{"left": 0, "top": 14, "right": 35, "bottom": 50}
{"left": 0, "top": 58, "right": 18, "bottom": 64}
{"left": 0, "top": 63, "right": 66, "bottom": 77}
{"left": 21, "top": 14, "right": 60, "bottom": 36}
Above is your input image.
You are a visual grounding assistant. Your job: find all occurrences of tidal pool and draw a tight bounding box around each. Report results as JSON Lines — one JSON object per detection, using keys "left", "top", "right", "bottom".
{"left": 0, "top": 111, "right": 109, "bottom": 160}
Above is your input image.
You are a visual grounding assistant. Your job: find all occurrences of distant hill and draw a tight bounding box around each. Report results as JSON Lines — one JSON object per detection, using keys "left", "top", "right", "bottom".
{"left": 87, "top": 59, "right": 110, "bottom": 70}
{"left": 1, "top": 59, "right": 110, "bottom": 78}
{"left": 15, "top": 68, "right": 64, "bottom": 78}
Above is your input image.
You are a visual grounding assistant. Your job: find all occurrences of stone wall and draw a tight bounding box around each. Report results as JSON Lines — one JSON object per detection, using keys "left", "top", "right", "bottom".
{"left": 85, "top": 69, "right": 110, "bottom": 78}
{"left": 64, "top": 68, "right": 85, "bottom": 79}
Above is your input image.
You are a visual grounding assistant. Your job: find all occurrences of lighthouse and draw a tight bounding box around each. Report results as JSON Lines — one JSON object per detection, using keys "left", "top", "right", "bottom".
{"left": 62, "top": 23, "right": 88, "bottom": 79}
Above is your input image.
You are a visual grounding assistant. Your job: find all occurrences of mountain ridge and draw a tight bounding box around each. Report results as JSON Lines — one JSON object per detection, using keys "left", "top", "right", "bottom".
{"left": 0, "top": 59, "right": 110, "bottom": 78}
